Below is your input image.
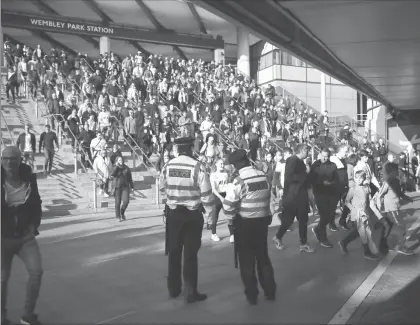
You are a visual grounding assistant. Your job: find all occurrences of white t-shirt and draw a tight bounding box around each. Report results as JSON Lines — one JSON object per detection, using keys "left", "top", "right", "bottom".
{"left": 210, "top": 171, "right": 229, "bottom": 194}
{"left": 25, "top": 134, "right": 33, "bottom": 152}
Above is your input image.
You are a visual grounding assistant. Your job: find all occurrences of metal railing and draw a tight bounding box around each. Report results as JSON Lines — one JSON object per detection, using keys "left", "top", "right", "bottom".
{"left": 0, "top": 110, "right": 15, "bottom": 146}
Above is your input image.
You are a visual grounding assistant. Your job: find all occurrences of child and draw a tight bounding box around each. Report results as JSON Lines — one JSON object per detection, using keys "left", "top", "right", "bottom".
{"left": 338, "top": 170, "right": 380, "bottom": 260}
{"left": 375, "top": 163, "right": 414, "bottom": 255}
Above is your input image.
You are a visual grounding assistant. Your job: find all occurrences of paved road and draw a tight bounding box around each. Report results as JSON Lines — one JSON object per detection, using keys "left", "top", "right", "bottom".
{"left": 6, "top": 195, "right": 420, "bottom": 324}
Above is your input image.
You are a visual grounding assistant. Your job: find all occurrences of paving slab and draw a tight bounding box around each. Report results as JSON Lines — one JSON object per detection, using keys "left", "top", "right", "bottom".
{"left": 5, "top": 194, "right": 420, "bottom": 324}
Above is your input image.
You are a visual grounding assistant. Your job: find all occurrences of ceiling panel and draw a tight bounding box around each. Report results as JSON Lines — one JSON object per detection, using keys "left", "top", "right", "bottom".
{"left": 3, "top": 27, "right": 53, "bottom": 52}
{"left": 2, "top": 0, "right": 41, "bottom": 14}
{"left": 144, "top": 0, "right": 197, "bottom": 33}
{"left": 44, "top": 0, "right": 101, "bottom": 21}
{"left": 178, "top": 47, "right": 213, "bottom": 62}
{"left": 195, "top": 6, "right": 236, "bottom": 43}
{"left": 108, "top": 39, "right": 139, "bottom": 58}
{"left": 139, "top": 43, "right": 178, "bottom": 58}
{"left": 281, "top": 1, "right": 420, "bottom": 45}
{"left": 45, "top": 32, "right": 98, "bottom": 57}
{"left": 93, "top": 0, "right": 155, "bottom": 29}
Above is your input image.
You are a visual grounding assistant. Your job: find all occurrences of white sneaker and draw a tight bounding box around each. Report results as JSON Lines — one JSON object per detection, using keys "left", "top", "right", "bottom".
{"left": 103, "top": 193, "right": 109, "bottom": 198}
{"left": 229, "top": 235, "right": 234, "bottom": 243}
{"left": 99, "top": 190, "right": 104, "bottom": 196}
{"left": 211, "top": 234, "right": 220, "bottom": 242}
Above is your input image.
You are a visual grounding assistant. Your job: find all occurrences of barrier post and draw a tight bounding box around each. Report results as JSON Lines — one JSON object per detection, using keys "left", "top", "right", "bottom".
{"left": 155, "top": 176, "right": 160, "bottom": 206}
{"left": 35, "top": 100, "right": 38, "bottom": 118}
{"left": 93, "top": 181, "right": 97, "bottom": 211}
{"left": 311, "top": 146, "right": 315, "bottom": 162}
{"left": 132, "top": 150, "right": 136, "bottom": 169}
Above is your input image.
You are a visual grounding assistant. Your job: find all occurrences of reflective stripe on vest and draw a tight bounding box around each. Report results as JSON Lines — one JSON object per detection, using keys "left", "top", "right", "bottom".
{"left": 236, "top": 167, "right": 271, "bottom": 219}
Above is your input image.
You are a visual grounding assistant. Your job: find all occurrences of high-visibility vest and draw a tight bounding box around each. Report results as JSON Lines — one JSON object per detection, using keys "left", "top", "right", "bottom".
{"left": 222, "top": 166, "right": 271, "bottom": 219}
{"left": 161, "top": 155, "right": 214, "bottom": 217}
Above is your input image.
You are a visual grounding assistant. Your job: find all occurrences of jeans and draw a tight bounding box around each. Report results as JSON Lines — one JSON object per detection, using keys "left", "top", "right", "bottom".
{"left": 44, "top": 148, "right": 54, "bottom": 172}
{"left": 114, "top": 187, "right": 130, "bottom": 219}
{"left": 23, "top": 151, "right": 35, "bottom": 170}
{"left": 1, "top": 237, "right": 43, "bottom": 320}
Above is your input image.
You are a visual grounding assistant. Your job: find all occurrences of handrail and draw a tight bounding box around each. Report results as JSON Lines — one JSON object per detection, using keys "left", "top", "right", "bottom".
{"left": 0, "top": 110, "right": 16, "bottom": 145}
{"left": 109, "top": 116, "right": 158, "bottom": 174}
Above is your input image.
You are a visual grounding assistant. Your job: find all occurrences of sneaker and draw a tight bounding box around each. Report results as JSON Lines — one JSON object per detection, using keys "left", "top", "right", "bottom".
{"left": 329, "top": 223, "right": 338, "bottom": 232}
{"left": 320, "top": 240, "right": 333, "bottom": 248}
{"left": 185, "top": 292, "right": 207, "bottom": 304}
{"left": 103, "top": 193, "right": 109, "bottom": 198}
{"left": 339, "top": 220, "right": 349, "bottom": 231}
{"left": 21, "top": 314, "right": 42, "bottom": 325}
{"left": 273, "top": 236, "right": 285, "bottom": 250}
{"left": 229, "top": 235, "right": 234, "bottom": 243}
{"left": 211, "top": 234, "right": 220, "bottom": 242}
{"left": 312, "top": 226, "right": 321, "bottom": 242}
{"left": 398, "top": 247, "right": 416, "bottom": 256}
{"left": 364, "top": 252, "right": 380, "bottom": 260}
{"left": 338, "top": 240, "right": 348, "bottom": 254}
{"left": 300, "top": 244, "right": 315, "bottom": 253}
{"left": 246, "top": 295, "right": 257, "bottom": 305}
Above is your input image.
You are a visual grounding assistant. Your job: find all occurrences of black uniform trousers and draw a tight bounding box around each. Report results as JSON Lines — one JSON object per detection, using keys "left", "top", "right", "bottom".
{"left": 314, "top": 192, "right": 338, "bottom": 240}
{"left": 236, "top": 216, "right": 276, "bottom": 300}
{"left": 166, "top": 206, "right": 204, "bottom": 298}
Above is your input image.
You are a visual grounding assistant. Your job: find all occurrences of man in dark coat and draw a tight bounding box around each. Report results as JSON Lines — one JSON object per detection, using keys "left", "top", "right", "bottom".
{"left": 273, "top": 144, "right": 314, "bottom": 253}
{"left": 311, "top": 148, "right": 340, "bottom": 248}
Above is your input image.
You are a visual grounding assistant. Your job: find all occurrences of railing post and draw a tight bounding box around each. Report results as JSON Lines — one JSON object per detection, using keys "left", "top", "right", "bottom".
{"left": 35, "top": 100, "right": 38, "bottom": 118}
{"left": 311, "top": 146, "right": 315, "bottom": 162}
{"left": 58, "top": 125, "right": 62, "bottom": 146}
{"left": 132, "top": 151, "right": 136, "bottom": 169}
{"left": 74, "top": 152, "right": 78, "bottom": 177}
{"left": 93, "top": 181, "right": 97, "bottom": 211}
{"left": 155, "top": 176, "right": 159, "bottom": 206}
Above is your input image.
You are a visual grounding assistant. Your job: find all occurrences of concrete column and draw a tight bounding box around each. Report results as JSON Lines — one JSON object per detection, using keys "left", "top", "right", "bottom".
{"left": 320, "top": 72, "right": 326, "bottom": 114}
{"left": 214, "top": 48, "right": 225, "bottom": 65}
{"left": 237, "top": 27, "right": 250, "bottom": 77}
{"left": 99, "top": 36, "right": 110, "bottom": 55}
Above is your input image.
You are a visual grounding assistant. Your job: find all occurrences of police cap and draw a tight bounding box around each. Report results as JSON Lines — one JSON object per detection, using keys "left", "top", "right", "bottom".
{"left": 228, "top": 149, "right": 248, "bottom": 165}
{"left": 174, "top": 137, "right": 194, "bottom": 146}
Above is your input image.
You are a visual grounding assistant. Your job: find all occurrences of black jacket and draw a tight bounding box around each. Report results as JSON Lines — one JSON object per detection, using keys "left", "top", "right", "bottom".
{"left": 16, "top": 132, "right": 36, "bottom": 153}
{"left": 283, "top": 155, "right": 310, "bottom": 207}
{"left": 310, "top": 160, "right": 339, "bottom": 195}
{"left": 111, "top": 165, "right": 134, "bottom": 189}
{"left": 1, "top": 164, "right": 42, "bottom": 238}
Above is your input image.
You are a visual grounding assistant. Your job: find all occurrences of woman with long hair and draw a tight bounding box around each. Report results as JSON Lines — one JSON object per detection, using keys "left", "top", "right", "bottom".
{"left": 376, "top": 163, "right": 414, "bottom": 255}
{"left": 111, "top": 156, "right": 134, "bottom": 222}
{"left": 200, "top": 133, "right": 220, "bottom": 168}
{"left": 209, "top": 158, "right": 235, "bottom": 243}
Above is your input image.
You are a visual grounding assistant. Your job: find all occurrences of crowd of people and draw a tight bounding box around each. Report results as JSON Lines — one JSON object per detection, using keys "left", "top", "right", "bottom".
{"left": 2, "top": 40, "right": 420, "bottom": 324}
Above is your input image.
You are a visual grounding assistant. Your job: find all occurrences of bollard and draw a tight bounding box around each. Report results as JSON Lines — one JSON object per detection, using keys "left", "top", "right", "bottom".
{"left": 155, "top": 176, "right": 159, "bottom": 206}
{"left": 93, "top": 181, "right": 97, "bottom": 211}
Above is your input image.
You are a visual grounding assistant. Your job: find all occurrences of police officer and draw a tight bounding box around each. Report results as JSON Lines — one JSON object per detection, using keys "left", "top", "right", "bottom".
{"left": 160, "top": 137, "right": 214, "bottom": 303}
{"left": 220, "top": 149, "right": 276, "bottom": 305}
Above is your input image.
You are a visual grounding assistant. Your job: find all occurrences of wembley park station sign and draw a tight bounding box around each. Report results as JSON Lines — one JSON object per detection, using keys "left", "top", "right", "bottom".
{"left": 1, "top": 10, "right": 224, "bottom": 49}
{"left": 30, "top": 18, "right": 115, "bottom": 34}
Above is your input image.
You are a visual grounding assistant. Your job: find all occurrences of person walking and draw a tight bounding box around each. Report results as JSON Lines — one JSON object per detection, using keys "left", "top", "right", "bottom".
{"left": 220, "top": 149, "right": 276, "bottom": 305}
{"left": 1, "top": 146, "right": 43, "bottom": 325}
{"left": 16, "top": 124, "right": 36, "bottom": 171}
{"left": 111, "top": 156, "right": 134, "bottom": 222}
{"left": 209, "top": 158, "right": 232, "bottom": 242}
{"left": 272, "top": 144, "right": 314, "bottom": 253}
{"left": 160, "top": 137, "right": 214, "bottom": 304}
{"left": 38, "top": 124, "right": 59, "bottom": 176}
{"left": 311, "top": 148, "right": 340, "bottom": 248}
{"left": 92, "top": 149, "right": 111, "bottom": 198}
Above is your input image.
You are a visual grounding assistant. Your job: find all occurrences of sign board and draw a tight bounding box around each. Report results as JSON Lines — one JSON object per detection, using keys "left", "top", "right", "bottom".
{"left": 1, "top": 10, "right": 224, "bottom": 50}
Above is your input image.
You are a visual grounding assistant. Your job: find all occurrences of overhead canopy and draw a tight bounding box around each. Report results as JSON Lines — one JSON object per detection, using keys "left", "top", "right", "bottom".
{"left": 196, "top": 0, "right": 420, "bottom": 111}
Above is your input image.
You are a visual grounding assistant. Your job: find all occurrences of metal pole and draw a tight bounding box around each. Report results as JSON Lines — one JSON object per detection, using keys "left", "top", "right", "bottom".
{"left": 74, "top": 152, "right": 78, "bottom": 177}
{"left": 311, "top": 146, "right": 315, "bottom": 162}
{"left": 35, "top": 101, "right": 38, "bottom": 118}
{"left": 93, "top": 181, "right": 97, "bottom": 211}
{"left": 155, "top": 176, "right": 159, "bottom": 206}
{"left": 132, "top": 151, "right": 136, "bottom": 169}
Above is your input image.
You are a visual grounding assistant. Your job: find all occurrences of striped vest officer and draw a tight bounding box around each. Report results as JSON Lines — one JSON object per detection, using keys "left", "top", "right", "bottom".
{"left": 160, "top": 136, "right": 213, "bottom": 304}
{"left": 220, "top": 149, "right": 276, "bottom": 305}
